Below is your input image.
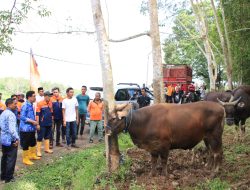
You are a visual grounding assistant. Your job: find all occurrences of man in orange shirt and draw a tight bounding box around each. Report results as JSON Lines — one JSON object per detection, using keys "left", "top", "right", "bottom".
{"left": 166, "top": 84, "right": 174, "bottom": 103}
{"left": 0, "top": 93, "right": 6, "bottom": 115}
{"left": 87, "top": 92, "right": 103, "bottom": 143}
{"left": 36, "top": 91, "right": 54, "bottom": 156}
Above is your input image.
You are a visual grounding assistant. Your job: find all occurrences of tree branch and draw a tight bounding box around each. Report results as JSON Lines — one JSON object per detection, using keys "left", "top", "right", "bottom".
{"left": 14, "top": 30, "right": 95, "bottom": 35}
{"left": 229, "top": 28, "right": 250, "bottom": 33}
{"left": 176, "top": 18, "right": 206, "bottom": 57}
{"left": 109, "top": 31, "right": 150, "bottom": 42}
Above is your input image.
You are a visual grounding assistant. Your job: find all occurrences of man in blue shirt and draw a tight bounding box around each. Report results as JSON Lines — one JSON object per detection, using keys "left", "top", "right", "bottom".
{"left": 0, "top": 98, "right": 19, "bottom": 183}
{"left": 76, "top": 86, "right": 89, "bottom": 139}
{"left": 20, "top": 91, "right": 41, "bottom": 165}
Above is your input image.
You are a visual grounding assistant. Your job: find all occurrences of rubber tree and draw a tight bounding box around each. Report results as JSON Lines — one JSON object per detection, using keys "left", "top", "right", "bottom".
{"left": 91, "top": 0, "right": 120, "bottom": 172}
{"left": 190, "top": 0, "right": 217, "bottom": 91}
{"left": 149, "top": 0, "right": 165, "bottom": 103}
{"left": 210, "top": 0, "right": 233, "bottom": 90}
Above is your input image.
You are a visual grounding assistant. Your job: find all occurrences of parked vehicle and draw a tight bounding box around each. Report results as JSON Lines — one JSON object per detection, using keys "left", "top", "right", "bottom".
{"left": 85, "top": 83, "right": 154, "bottom": 126}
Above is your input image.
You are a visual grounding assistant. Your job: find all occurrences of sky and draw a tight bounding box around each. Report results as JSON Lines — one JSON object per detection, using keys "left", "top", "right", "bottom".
{"left": 0, "top": 0, "right": 170, "bottom": 89}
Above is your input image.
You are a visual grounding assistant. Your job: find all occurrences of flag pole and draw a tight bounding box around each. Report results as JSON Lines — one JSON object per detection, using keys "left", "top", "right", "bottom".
{"left": 30, "top": 48, "right": 32, "bottom": 91}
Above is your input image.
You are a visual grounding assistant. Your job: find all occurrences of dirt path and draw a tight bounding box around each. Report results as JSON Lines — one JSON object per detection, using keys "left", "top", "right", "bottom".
{"left": 0, "top": 127, "right": 100, "bottom": 188}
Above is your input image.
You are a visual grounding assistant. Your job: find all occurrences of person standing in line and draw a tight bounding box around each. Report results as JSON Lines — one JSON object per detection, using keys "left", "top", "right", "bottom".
{"left": 50, "top": 87, "right": 65, "bottom": 147}
{"left": 0, "top": 98, "right": 19, "bottom": 183}
{"left": 0, "top": 93, "right": 4, "bottom": 104}
{"left": 62, "top": 87, "right": 79, "bottom": 150}
{"left": 76, "top": 86, "right": 89, "bottom": 139}
{"left": 88, "top": 92, "right": 103, "bottom": 143}
{"left": 17, "top": 93, "right": 25, "bottom": 127}
{"left": 36, "top": 91, "right": 54, "bottom": 157}
{"left": 20, "top": 91, "right": 41, "bottom": 165}
{"left": 0, "top": 93, "right": 6, "bottom": 115}
{"left": 36, "top": 87, "right": 44, "bottom": 103}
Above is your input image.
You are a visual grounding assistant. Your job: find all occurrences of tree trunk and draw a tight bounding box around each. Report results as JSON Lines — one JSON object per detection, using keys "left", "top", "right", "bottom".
{"left": 210, "top": 0, "right": 233, "bottom": 90}
{"left": 149, "top": 0, "right": 165, "bottom": 103}
{"left": 190, "top": 0, "right": 217, "bottom": 91}
{"left": 91, "top": 0, "right": 120, "bottom": 172}
{"left": 220, "top": 1, "right": 233, "bottom": 90}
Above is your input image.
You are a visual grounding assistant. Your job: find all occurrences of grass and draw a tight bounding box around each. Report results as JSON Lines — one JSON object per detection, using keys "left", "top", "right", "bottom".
{"left": 4, "top": 120, "right": 250, "bottom": 190}
{"left": 195, "top": 178, "right": 230, "bottom": 190}
{"left": 4, "top": 133, "right": 134, "bottom": 190}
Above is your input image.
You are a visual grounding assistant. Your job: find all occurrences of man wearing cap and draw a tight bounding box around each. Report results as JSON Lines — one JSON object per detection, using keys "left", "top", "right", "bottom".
{"left": 0, "top": 98, "right": 19, "bottom": 183}
{"left": 36, "top": 87, "right": 44, "bottom": 103}
{"left": 36, "top": 91, "right": 53, "bottom": 156}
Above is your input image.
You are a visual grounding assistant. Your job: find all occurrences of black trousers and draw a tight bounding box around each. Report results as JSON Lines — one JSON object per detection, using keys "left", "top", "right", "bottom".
{"left": 20, "top": 132, "right": 36, "bottom": 150}
{"left": 1, "top": 144, "right": 18, "bottom": 181}
{"left": 50, "top": 120, "right": 65, "bottom": 145}
{"left": 77, "top": 114, "right": 86, "bottom": 136}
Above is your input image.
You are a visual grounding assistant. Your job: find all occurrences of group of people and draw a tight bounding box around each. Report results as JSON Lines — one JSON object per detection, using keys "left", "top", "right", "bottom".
{"left": 0, "top": 86, "right": 104, "bottom": 183}
{"left": 165, "top": 82, "right": 206, "bottom": 103}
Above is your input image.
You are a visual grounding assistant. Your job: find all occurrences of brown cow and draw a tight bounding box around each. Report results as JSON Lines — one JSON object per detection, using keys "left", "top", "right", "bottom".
{"left": 108, "top": 102, "right": 225, "bottom": 176}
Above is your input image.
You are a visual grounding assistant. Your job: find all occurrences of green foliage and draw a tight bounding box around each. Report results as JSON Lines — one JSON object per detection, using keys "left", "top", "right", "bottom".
{"left": 162, "top": 2, "right": 227, "bottom": 88}
{"left": 0, "top": 77, "right": 69, "bottom": 100}
{"left": 195, "top": 178, "right": 230, "bottom": 190}
{"left": 0, "top": 0, "right": 51, "bottom": 55}
{"left": 222, "top": 0, "right": 250, "bottom": 85}
{"left": 4, "top": 134, "right": 134, "bottom": 190}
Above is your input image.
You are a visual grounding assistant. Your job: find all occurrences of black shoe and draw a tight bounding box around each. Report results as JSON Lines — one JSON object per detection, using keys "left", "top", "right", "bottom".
{"left": 56, "top": 143, "right": 64, "bottom": 147}
{"left": 71, "top": 144, "right": 79, "bottom": 148}
{"left": 1, "top": 177, "right": 5, "bottom": 181}
{"left": 5, "top": 178, "right": 15, "bottom": 183}
{"left": 98, "top": 139, "right": 103, "bottom": 143}
{"left": 89, "top": 139, "right": 93, "bottom": 143}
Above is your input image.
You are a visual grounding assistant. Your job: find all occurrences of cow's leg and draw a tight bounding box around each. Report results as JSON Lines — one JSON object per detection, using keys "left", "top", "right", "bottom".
{"left": 204, "top": 138, "right": 212, "bottom": 168}
{"left": 150, "top": 153, "right": 158, "bottom": 177}
{"left": 233, "top": 125, "right": 240, "bottom": 142}
{"left": 209, "top": 137, "right": 223, "bottom": 172}
{"left": 240, "top": 119, "right": 246, "bottom": 142}
{"left": 160, "top": 151, "right": 169, "bottom": 176}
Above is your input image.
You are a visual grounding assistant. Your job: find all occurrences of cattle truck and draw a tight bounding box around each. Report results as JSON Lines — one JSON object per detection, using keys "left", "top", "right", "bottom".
{"left": 163, "top": 64, "right": 192, "bottom": 92}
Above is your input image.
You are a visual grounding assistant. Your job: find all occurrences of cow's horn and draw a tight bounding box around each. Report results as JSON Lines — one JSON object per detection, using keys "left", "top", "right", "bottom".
{"left": 231, "top": 96, "right": 242, "bottom": 106}
{"left": 229, "top": 95, "right": 234, "bottom": 103}
{"left": 217, "top": 98, "right": 225, "bottom": 106}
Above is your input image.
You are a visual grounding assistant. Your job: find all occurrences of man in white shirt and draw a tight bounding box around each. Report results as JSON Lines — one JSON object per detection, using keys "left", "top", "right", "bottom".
{"left": 62, "top": 87, "right": 79, "bottom": 150}
{"left": 36, "top": 87, "right": 44, "bottom": 103}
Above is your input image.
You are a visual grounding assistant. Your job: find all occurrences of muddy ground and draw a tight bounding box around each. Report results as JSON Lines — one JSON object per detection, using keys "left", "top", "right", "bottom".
{"left": 114, "top": 126, "right": 250, "bottom": 190}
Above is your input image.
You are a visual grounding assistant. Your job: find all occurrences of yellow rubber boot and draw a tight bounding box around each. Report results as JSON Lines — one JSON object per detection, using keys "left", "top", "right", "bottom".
{"left": 22, "top": 150, "right": 34, "bottom": 165}
{"left": 29, "top": 146, "right": 41, "bottom": 160}
{"left": 44, "top": 139, "right": 53, "bottom": 153}
{"left": 37, "top": 141, "right": 42, "bottom": 157}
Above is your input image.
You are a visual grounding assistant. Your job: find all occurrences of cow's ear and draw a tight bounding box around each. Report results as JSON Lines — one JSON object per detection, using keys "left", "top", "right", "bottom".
{"left": 237, "top": 102, "right": 245, "bottom": 108}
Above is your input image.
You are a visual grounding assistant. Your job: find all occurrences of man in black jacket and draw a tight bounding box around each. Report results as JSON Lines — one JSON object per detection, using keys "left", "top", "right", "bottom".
{"left": 137, "top": 88, "right": 151, "bottom": 108}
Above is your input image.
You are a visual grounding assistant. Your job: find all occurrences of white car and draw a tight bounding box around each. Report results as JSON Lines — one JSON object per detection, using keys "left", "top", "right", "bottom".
{"left": 85, "top": 83, "right": 154, "bottom": 125}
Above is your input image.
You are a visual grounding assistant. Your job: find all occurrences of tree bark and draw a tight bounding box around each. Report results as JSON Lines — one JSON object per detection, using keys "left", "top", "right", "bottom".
{"left": 190, "top": 0, "right": 217, "bottom": 91}
{"left": 220, "top": 1, "right": 233, "bottom": 90}
{"left": 149, "top": 0, "right": 165, "bottom": 103}
{"left": 91, "top": 0, "right": 120, "bottom": 172}
{"left": 210, "top": 0, "right": 233, "bottom": 90}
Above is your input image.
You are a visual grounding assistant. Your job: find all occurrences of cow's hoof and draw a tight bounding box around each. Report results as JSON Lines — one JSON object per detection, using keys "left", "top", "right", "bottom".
{"left": 161, "top": 169, "right": 168, "bottom": 177}
{"left": 150, "top": 171, "right": 157, "bottom": 177}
